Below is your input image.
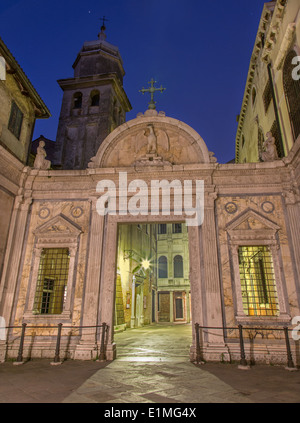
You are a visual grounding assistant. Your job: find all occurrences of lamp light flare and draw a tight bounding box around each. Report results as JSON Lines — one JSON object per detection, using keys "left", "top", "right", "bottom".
{"left": 141, "top": 259, "right": 151, "bottom": 270}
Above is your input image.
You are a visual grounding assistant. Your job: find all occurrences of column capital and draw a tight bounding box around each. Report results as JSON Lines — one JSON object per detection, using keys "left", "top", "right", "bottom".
{"left": 282, "top": 188, "right": 300, "bottom": 205}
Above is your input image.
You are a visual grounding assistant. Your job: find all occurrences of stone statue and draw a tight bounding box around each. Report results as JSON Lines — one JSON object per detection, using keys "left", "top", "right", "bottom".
{"left": 145, "top": 124, "right": 157, "bottom": 154}
{"left": 260, "top": 132, "right": 278, "bottom": 162}
{"left": 33, "top": 141, "right": 51, "bottom": 170}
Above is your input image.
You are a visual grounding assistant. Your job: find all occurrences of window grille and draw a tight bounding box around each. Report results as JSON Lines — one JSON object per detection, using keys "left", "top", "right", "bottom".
{"left": 283, "top": 50, "right": 300, "bottom": 141}
{"left": 8, "top": 101, "right": 23, "bottom": 139}
{"left": 33, "top": 248, "right": 70, "bottom": 315}
{"left": 238, "top": 246, "right": 279, "bottom": 317}
{"left": 174, "top": 255, "right": 183, "bottom": 278}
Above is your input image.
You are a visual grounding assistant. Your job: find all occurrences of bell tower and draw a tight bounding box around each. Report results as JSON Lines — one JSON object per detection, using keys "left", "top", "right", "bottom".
{"left": 54, "top": 23, "right": 132, "bottom": 169}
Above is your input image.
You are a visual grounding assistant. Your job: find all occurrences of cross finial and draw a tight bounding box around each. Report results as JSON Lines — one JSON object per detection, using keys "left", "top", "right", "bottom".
{"left": 98, "top": 16, "right": 109, "bottom": 40}
{"left": 100, "top": 16, "right": 109, "bottom": 30}
{"left": 139, "top": 78, "right": 166, "bottom": 110}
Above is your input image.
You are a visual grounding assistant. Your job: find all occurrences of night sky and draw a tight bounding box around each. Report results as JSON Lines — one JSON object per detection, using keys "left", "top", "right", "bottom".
{"left": 1, "top": 0, "right": 267, "bottom": 163}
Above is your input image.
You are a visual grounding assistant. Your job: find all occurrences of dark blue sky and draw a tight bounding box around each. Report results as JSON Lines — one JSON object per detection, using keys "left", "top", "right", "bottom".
{"left": 1, "top": 0, "right": 266, "bottom": 163}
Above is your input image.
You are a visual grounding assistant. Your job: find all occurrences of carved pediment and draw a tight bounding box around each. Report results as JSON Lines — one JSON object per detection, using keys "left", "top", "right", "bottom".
{"left": 226, "top": 208, "right": 280, "bottom": 242}
{"left": 88, "top": 114, "right": 210, "bottom": 168}
{"left": 34, "top": 214, "right": 82, "bottom": 241}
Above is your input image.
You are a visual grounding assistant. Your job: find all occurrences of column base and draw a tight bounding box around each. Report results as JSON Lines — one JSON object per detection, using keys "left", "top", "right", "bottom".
{"left": 74, "top": 342, "right": 99, "bottom": 361}
{"left": 190, "top": 342, "right": 230, "bottom": 363}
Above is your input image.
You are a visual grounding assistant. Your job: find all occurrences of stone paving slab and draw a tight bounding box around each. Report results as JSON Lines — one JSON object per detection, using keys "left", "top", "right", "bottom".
{"left": 0, "top": 324, "right": 300, "bottom": 404}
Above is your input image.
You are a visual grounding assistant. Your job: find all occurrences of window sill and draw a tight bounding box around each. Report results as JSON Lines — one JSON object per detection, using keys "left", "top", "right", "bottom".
{"left": 23, "top": 310, "right": 72, "bottom": 324}
{"left": 235, "top": 313, "right": 291, "bottom": 327}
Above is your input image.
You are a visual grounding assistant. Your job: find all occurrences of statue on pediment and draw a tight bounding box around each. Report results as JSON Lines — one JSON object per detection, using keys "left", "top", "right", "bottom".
{"left": 260, "top": 132, "right": 278, "bottom": 162}
{"left": 33, "top": 141, "right": 51, "bottom": 170}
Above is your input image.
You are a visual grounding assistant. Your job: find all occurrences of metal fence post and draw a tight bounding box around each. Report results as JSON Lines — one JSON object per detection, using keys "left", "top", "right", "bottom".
{"left": 238, "top": 324, "right": 249, "bottom": 369}
{"left": 195, "top": 323, "right": 201, "bottom": 364}
{"left": 15, "top": 323, "right": 27, "bottom": 364}
{"left": 99, "top": 323, "right": 107, "bottom": 361}
{"left": 52, "top": 323, "right": 63, "bottom": 364}
{"left": 284, "top": 326, "right": 296, "bottom": 370}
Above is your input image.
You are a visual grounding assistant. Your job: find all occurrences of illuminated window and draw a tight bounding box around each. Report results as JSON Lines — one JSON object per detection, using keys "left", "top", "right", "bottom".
{"left": 238, "top": 246, "right": 279, "bottom": 317}
{"left": 174, "top": 255, "right": 183, "bottom": 278}
{"left": 33, "top": 248, "right": 70, "bottom": 315}
{"left": 158, "top": 256, "right": 168, "bottom": 278}
{"left": 8, "top": 101, "right": 23, "bottom": 139}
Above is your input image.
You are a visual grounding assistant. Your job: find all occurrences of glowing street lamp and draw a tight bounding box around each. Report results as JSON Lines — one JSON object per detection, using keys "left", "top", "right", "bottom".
{"left": 141, "top": 259, "right": 151, "bottom": 270}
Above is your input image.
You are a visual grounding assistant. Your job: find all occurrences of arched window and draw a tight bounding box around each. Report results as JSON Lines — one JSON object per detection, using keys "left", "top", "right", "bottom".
{"left": 174, "top": 255, "right": 183, "bottom": 278}
{"left": 90, "top": 90, "right": 100, "bottom": 107}
{"left": 73, "top": 92, "right": 82, "bottom": 109}
{"left": 158, "top": 256, "right": 168, "bottom": 278}
{"left": 283, "top": 50, "right": 300, "bottom": 141}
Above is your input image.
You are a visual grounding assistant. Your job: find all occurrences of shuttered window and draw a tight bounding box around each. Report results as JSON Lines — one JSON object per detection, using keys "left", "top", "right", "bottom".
{"left": 8, "top": 101, "right": 23, "bottom": 139}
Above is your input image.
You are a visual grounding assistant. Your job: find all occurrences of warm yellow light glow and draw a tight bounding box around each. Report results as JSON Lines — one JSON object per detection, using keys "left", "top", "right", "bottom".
{"left": 141, "top": 259, "right": 151, "bottom": 270}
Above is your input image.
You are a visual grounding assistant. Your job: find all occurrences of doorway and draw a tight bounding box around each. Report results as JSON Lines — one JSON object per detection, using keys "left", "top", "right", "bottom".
{"left": 114, "top": 222, "right": 191, "bottom": 332}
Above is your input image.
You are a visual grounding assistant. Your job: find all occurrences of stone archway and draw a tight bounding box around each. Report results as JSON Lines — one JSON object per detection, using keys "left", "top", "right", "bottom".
{"left": 75, "top": 110, "right": 229, "bottom": 362}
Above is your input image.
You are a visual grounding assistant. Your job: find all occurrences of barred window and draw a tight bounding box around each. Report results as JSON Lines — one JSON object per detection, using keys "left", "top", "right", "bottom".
{"left": 33, "top": 248, "right": 70, "bottom": 315}
{"left": 8, "top": 101, "right": 23, "bottom": 139}
{"left": 283, "top": 50, "right": 300, "bottom": 141}
{"left": 238, "top": 246, "right": 279, "bottom": 317}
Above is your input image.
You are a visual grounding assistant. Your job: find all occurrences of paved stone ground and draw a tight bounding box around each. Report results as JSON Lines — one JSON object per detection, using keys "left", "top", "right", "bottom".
{"left": 0, "top": 324, "right": 300, "bottom": 403}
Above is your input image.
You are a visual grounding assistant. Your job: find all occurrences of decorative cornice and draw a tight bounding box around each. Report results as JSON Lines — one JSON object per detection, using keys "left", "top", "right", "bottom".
{"left": 235, "top": 1, "right": 287, "bottom": 162}
{"left": 0, "top": 36, "right": 51, "bottom": 119}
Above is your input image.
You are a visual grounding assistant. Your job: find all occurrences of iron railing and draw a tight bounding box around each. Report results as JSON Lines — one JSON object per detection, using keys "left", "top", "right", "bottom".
{"left": 194, "top": 323, "right": 298, "bottom": 370}
{"left": 2, "top": 322, "right": 109, "bottom": 364}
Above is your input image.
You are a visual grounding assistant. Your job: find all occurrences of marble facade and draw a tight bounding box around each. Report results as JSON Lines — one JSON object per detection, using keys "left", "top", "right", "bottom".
{"left": 0, "top": 109, "right": 299, "bottom": 364}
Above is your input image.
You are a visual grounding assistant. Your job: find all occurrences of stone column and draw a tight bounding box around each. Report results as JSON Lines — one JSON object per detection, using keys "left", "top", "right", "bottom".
{"left": 130, "top": 276, "right": 136, "bottom": 328}
{"left": 0, "top": 195, "right": 32, "bottom": 327}
{"left": 74, "top": 197, "right": 105, "bottom": 360}
{"left": 197, "top": 190, "right": 229, "bottom": 361}
{"left": 186, "top": 290, "right": 190, "bottom": 323}
{"left": 188, "top": 224, "right": 203, "bottom": 360}
{"left": 169, "top": 291, "right": 174, "bottom": 322}
{"left": 283, "top": 188, "right": 300, "bottom": 300}
{"left": 98, "top": 217, "right": 118, "bottom": 360}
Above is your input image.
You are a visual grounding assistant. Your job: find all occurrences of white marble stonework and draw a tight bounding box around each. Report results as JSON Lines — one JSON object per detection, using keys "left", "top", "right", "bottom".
{"left": 0, "top": 110, "right": 299, "bottom": 365}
